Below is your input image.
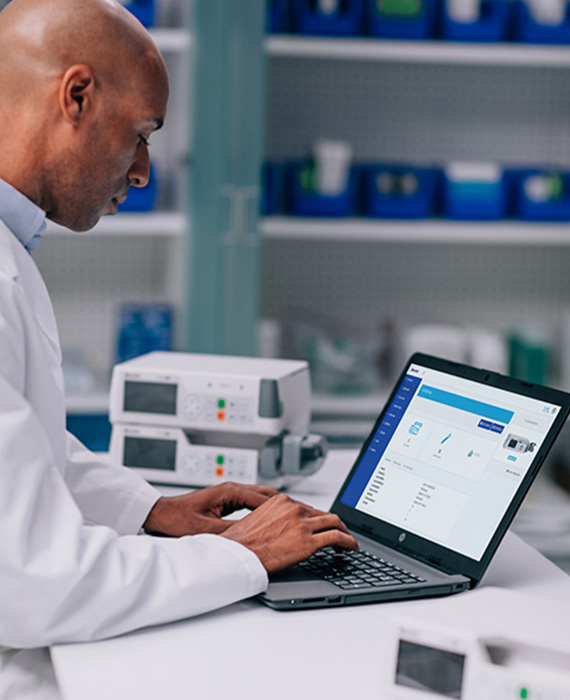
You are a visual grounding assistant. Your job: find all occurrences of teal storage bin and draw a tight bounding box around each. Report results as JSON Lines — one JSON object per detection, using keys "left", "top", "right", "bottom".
{"left": 442, "top": 164, "right": 508, "bottom": 220}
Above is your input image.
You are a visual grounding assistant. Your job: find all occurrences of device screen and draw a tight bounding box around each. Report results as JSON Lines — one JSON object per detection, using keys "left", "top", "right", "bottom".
{"left": 123, "top": 381, "right": 178, "bottom": 415}
{"left": 395, "top": 640, "right": 465, "bottom": 698}
{"left": 123, "top": 436, "right": 177, "bottom": 471}
{"left": 340, "top": 363, "right": 561, "bottom": 561}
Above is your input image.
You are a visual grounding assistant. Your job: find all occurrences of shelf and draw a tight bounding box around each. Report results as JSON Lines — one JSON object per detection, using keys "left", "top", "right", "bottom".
{"left": 265, "top": 35, "right": 570, "bottom": 67}
{"left": 150, "top": 29, "right": 192, "bottom": 53}
{"left": 46, "top": 212, "right": 187, "bottom": 238}
{"left": 262, "top": 216, "right": 570, "bottom": 245}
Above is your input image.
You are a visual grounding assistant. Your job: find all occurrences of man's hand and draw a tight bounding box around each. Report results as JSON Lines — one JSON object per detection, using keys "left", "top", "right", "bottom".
{"left": 220, "top": 493, "right": 359, "bottom": 575}
{"left": 142, "top": 482, "right": 279, "bottom": 537}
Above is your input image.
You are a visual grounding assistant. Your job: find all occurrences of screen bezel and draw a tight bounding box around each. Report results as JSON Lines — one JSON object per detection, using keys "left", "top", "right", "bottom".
{"left": 330, "top": 352, "right": 570, "bottom": 585}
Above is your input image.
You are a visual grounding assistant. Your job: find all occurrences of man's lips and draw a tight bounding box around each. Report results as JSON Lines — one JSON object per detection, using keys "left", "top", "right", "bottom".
{"left": 106, "top": 193, "right": 128, "bottom": 215}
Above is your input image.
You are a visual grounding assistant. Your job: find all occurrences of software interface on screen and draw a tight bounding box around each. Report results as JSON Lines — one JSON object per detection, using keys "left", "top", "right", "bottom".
{"left": 340, "top": 364, "right": 561, "bottom": 561}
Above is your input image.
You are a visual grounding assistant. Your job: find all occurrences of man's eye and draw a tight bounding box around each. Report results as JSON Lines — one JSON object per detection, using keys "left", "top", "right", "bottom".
{"left": 138, "top": 134, "right": 150, "bottom": 146}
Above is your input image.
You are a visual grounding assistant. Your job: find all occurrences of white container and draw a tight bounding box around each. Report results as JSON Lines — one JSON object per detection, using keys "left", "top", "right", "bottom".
{"left": 313, "top": 139, "right": 353, "bottom": 196}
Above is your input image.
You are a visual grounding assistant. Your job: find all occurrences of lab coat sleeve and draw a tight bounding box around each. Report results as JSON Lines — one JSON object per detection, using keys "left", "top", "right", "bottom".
{"left": 63, "top": 432, "right": 161, "bottom": 535}
{"left": 0, "top": 284, "right": 268, "bottom": 649}
{"left": 0, "top": 385, "right": 268, "bottom": 647}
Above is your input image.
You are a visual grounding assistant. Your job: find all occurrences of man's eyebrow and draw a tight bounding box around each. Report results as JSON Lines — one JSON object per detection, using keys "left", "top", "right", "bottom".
{"left": 152, "top": 117, "right": 164, "bottom": 131}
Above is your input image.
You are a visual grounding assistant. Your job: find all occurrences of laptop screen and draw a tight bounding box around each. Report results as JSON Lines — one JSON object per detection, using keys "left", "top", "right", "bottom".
{"left": 339, "top": 361, "right": 562, "bottom": 562}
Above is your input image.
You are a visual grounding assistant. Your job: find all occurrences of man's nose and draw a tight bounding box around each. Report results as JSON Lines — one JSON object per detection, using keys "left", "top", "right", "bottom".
{"left": 128, "top": 146, "right": 150, "bottom": 188}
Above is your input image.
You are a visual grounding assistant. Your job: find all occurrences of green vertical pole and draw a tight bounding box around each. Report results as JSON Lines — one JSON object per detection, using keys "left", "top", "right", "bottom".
{"left": 184, "top": 0, "right": 266, "bottom": 356}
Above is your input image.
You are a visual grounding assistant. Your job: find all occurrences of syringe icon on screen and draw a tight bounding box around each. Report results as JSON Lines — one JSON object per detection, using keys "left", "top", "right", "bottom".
{"left": 437, "top": 433, "right": 453, "bottom": 454}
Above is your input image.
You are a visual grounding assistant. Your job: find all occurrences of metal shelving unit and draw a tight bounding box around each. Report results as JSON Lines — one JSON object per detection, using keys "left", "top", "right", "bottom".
{"left": 261, "top": 32, "right": 570, "bottom": 428}
{"left": 262, "top": 216, "right": 570, "bottom": 245}
{"left": 265, "top": 34, "right": 570, "bottom": 67}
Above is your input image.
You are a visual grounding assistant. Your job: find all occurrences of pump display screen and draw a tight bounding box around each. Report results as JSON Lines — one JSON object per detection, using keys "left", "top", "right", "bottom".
{"left": 395, "top": 640, "right": 465, "bottom": 698}
{"left": 123, "top": 381, "right": 178, "bottom": 415}
{"left": 123, "top": 436, "right": 177, "bottom": 471}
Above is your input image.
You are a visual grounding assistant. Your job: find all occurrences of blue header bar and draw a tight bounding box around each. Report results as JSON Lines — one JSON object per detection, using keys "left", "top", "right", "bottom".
{"left": 418, "top": 385, "right": 514, "bottom": 425}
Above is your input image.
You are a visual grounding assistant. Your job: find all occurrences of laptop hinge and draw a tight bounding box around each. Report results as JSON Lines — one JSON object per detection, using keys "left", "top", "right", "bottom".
{"left": 353, "top": 524, "right": 462, "bottom": 577}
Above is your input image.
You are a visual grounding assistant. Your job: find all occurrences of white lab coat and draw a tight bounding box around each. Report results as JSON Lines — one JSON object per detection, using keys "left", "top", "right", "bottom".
{"left": 0, "top": 220, "right": 268, "bottom": 650}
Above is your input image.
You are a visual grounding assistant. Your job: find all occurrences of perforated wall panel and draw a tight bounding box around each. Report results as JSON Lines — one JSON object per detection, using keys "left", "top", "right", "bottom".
{"left": 266, "top": 58, "right": 570, "bottom": 165}
{"left": 262, "top": 54, "right": 570, "bottom": 377}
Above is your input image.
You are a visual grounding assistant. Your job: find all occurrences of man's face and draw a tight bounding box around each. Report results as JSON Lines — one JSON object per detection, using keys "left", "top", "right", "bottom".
{"left": 44, "top": 69, "right": 168, "bottom": 232}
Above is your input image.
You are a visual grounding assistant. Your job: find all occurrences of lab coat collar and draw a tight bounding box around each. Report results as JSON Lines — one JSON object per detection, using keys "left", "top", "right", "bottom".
{"left": 0, "top": 178, "right": 46, "bottom": 253}
{"left": 0, "top": 220, "right": 61, "bottom": 354}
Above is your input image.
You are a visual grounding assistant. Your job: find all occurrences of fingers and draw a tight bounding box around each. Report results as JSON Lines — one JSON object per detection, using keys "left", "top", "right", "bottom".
{"left": 311, "top": 530, "right": 360, "bottom": 553}
{"left": 220, "top": 493, "right": 359, "bottom": 574}
{"left": 305, "top": 512, "right": 352, "bottom": 537}
{"left": 216, "top": 483, "right": 280, "bottom": 515}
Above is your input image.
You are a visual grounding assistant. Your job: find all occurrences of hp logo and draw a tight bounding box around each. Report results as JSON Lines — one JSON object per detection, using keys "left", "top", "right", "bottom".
{"left": 398, "top": 533, "right": 406, "bottom": 543}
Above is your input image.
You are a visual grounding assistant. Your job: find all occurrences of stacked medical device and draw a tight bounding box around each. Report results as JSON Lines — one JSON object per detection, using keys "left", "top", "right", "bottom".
{"left": 109, "top": 351, "right": 327, "bottom": 488}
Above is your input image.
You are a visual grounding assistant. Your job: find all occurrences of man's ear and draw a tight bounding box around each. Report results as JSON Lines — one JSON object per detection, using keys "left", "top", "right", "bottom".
{"left": 59, "top": 64, "right": 96, "bottom": 125}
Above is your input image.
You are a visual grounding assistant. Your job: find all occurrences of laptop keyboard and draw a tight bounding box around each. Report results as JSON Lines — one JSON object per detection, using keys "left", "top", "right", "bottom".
{"left": 298, "top": 547, "right": 427, "bottom": 591}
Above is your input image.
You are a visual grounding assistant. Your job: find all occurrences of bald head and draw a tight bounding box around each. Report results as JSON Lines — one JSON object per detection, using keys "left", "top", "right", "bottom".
{"left": 0, "top": 0, "right": 169, "bottom": 230}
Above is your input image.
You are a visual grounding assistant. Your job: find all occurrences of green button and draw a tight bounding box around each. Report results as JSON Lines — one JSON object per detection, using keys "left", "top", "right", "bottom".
{"left": 520, "top": 688, "right": 528, "bottom": 700}
{"left": 217, "top": 455, "right": 224, "bottom": 465}
{"left": 218, "top": 399, "right": 226, "bottom": 409}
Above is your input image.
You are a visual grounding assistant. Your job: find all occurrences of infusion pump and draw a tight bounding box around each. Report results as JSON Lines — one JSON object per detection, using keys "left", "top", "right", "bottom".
{"left": 380, "top": 588, "right": 570, "bottom": 700}
{"left": 108, "top": 352, "right": 327, "bottom": 488}
{"left": 109, "top": 352, "right": 311, "bottom": 436}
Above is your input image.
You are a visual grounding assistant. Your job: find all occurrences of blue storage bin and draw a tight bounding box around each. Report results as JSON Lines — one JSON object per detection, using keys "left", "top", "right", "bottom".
{"left": 440, "top": 0, "right": 510, "bottom": 41}
{"left": 116, "top": 303, "right": 174, "bottom": 364}
{"left": 66, "top": 414, "right": 112, "bottom": 454}
{"left": 513, "top": 169, "right": 570, "bottom": 221}
{"left": 292, "top": 0, "right": 365, "bottom": 36}
{"left": 119, "top": 0, "right": 155, "bottom": 28}
{"left": 362, "top": 165, "right": 436, "bottom": 218}
{"left": 365, "top": 0, "right": 436, "bottom": 38}
{"left": 118, "top": 162, "right": 157, "bottom": 213}
{"left": 268, "top": 0, "right": 293, "bottom": 32}
{"left": 442, "top": 166, "right": 508, "bottom": 220}
{"left": 513, "top": 0, "right": 570, "bottom": 43}
{"left": 286, "top": 161, "right": 357, "bottom": 216}
{"left": 262, "top": 162, "right": 284, "bottom": 215}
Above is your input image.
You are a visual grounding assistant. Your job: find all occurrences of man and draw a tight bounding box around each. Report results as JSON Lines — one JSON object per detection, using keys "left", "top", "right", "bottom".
{"left": 0, "top": 0, "right": 357, "bottom": 657}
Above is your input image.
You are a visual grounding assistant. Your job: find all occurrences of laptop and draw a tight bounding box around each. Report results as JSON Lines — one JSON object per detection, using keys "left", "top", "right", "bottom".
{"left": 259, "top": 353, "right": 570, "bottom": 610}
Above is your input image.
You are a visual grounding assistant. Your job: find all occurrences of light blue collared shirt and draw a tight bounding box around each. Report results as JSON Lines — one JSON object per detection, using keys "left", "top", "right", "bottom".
{"left": 0, "top": 178, "right": 47, "bottom": 253}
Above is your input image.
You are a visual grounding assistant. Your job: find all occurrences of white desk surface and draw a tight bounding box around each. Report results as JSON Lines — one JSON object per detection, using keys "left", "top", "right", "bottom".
{"left": 51, "top": 450, "right": 570, "bottom": 700}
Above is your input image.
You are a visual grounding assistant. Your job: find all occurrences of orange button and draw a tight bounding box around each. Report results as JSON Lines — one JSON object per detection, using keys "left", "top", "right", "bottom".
{"left": 217, "top": 410, "right": 226, "bottom": 421}
{"left": 215, "top": 466, "right": 225, "bottom": 478}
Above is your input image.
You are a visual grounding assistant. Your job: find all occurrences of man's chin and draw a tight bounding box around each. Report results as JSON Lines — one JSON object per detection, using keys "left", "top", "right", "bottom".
{"left": 47, "top": 211, "right": 103, "bottom": 233}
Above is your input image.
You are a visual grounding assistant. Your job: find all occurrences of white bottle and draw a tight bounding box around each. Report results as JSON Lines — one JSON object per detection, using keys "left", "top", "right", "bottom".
{"left": 447, "top": 0, "right": 481, "bottom": 23}
{"left": 313, "top": 139, "right": 353, "bottom": 196}
{"left": 526, "top": 0, "right": 566, "bottom": 26}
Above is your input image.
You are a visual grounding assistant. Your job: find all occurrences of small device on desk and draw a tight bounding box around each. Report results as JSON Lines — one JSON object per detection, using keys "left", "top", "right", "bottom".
{"left": 381, "top": 588, "right": 570, "bottom": 699}
{"left": 108, "top": 352, "right": 327, "bottom": 488}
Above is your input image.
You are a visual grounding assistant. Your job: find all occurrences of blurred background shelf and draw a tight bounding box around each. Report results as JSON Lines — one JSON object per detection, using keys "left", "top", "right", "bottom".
{"left": 265, "top": 35, "right": 570, "bottom": 67}
{"left": 262, "top": 216, "right": 570, "bottom": 245}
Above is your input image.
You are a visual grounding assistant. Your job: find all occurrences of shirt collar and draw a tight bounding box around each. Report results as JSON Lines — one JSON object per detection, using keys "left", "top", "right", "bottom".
{"left": 0, "top": 178, "right": 47, "bottom": 253}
